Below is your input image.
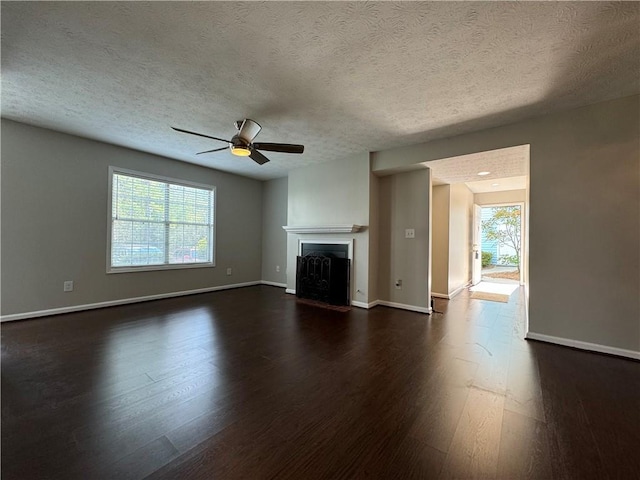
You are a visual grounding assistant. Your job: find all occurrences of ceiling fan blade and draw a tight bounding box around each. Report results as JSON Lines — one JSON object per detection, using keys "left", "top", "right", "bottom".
{"left": 253, "top": 143, "right": 304, "bottom": 154}
{"left": 195, "top": 147, "right": 228, "bottom": 155}
{"left": 172, "top": 127, "right": 230, "bottom": 143}
{"left": 249, "top": 149, "right": 270, "bottom": 165}
{"left": 237, "top": 119, "right": 262, "bottom": 143}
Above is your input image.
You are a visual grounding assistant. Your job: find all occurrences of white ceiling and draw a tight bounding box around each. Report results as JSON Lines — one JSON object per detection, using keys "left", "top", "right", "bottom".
{"left": 2, "top": 2, "right": 639, "bottom": 180}
{"left": 427, "top": 145, "right": 529, "bottom": 189}
{"left": 465, "top": 176, "right": 528, "bottom": 194}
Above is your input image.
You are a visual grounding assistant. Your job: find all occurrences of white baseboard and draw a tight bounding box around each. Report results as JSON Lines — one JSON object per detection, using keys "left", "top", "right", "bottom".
{"left": 376, "top": 300, "right": 432, "bottom": 314}
{"left": 0, "top": 281, "right": 262, "bottom": 323}
{"left": 260, "top": 281, "right": 287, "bottom": 288}
{"left": 431, "top": 282, "right": 469, "bottom": 300}
{"left": 289, "top": 294, "right": 426, "bottom": 313}
{"left": 431, "top": 292, "right": 449, "bottom": 299}
{"left": 351, "top": 300, "right": 380, "bottom": 309}
{"left": 526, "top": 332, "right": 640, "bottom": 361}
{"left": 285, "top": 288, "right": 296, "bottom": 295}
{"left": 449, "top": 282, "right": 469, "bottom": 299}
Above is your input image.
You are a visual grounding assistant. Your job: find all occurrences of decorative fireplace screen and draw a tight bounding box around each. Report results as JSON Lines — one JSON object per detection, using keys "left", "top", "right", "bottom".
{"left": 296, "top": 252, "right": 350, "bottom": 306}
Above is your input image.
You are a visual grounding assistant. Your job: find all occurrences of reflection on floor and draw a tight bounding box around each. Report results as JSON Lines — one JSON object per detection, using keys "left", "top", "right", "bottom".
{"left": 2, "top": 285, "right": 639, "bottom": 479}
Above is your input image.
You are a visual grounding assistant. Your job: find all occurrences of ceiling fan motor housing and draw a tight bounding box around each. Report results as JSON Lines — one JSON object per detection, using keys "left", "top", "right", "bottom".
{"left": 230, "top": 134, "right": 252, "bottom": 156}
{"left": 230, "top": 134, "right": 250, "bottom": 148}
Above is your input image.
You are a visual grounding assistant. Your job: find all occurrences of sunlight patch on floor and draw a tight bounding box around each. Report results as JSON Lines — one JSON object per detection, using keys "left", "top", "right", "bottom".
{"left": 470, "top": 282, "right": 519, "bottom": 295}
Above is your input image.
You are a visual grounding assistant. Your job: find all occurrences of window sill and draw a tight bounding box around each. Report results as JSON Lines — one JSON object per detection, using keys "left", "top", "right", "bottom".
{"left": 107, "top": 262, "right": 215, "bottom": 274}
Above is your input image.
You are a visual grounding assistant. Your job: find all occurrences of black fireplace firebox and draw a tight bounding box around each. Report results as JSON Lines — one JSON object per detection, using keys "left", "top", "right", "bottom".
{"left": 296, "top": 246, "right": 350, "bottom": 306}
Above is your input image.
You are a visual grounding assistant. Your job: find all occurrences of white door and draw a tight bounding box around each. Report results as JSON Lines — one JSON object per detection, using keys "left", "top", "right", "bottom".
{"left": 472, "top": 204, "right": 482, "bottom": 285}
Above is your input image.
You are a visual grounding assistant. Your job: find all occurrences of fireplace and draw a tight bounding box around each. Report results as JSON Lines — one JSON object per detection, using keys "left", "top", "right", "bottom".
{"left": 296, "top": 243, "right": 350, "bottom": 306}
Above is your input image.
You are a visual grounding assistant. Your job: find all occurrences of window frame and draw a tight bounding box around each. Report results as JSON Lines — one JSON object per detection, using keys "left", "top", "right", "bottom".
{"left": 107, "top": 166, "right": 216, "bottom": 274}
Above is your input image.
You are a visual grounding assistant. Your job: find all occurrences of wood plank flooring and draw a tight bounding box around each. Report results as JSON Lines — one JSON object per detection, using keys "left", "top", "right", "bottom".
{"left": 1, "top": 285, "right": 639, "bottom": 479}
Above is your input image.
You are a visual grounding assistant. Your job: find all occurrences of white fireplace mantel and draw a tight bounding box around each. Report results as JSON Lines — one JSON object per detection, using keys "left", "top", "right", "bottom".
{"left": 282, "top": 225, "right": 363, "bottom": 234}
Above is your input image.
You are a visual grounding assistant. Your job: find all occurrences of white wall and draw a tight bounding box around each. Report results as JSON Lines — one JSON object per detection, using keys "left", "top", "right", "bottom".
{"left": 261, "top": 177, "right": 288, "bottom": 285}
{"left": 1, "top": 120, "right": 263, "bottom": 317}
{"left": 431, "top": 183, "right": 473, "bottom": 297}
{"left": 475, "top": 189, "right": 526, "bottom": 205}
{"left": 372, "top": 95, "right": 640, "bottom": 354}
{"left": 431, "top": 185, "right": 450, "bottom": 296}
{"left": 378, "top": 169, "right": 432, "bottom": 310}
{"left": 448, "top": 183, "right": 473, "bottom": 294}
{"left": 286, "top": 153, "right": 371, "bottom": 304}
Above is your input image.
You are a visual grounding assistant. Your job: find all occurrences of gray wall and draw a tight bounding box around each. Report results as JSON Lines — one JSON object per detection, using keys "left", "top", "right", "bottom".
{"left": 1, "top": 120, "right": 263, "bottom": 316}
{"left": 261, "top": 177, "right": 288, "bottom": 285}
{"left": 286, "top": 153, "right": 371, "bottom": 304}
{"left": 378, "top": 169, "right": 432, "bottom": 309}
{"left": 4, "top": 94, "right": 638, "bottom": 354}
{"left": 372, "top": 95, "right": 640, "bottom": 352}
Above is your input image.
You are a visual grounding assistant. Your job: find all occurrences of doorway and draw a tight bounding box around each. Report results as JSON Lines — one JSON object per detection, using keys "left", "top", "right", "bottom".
{"left": 472, "top": 203, "right": 524, "bottom": 286}
{"left": 426, "top": 144, "right": 529, "bottom": 312}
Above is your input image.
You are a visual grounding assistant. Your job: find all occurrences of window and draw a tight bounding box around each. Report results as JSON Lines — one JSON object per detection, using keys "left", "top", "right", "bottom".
{"left": 108, "top": 167, "right": 215, "bottom": 272}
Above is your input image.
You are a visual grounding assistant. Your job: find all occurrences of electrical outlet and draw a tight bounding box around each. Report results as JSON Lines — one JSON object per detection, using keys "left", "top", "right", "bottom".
{"left": 276, "top": 265, "right": 280, "bottom": 273}
{"left": 226, "top": 268, "right": 232, "bottom": 276}
{"left": 405, "top": 228, "right": 415, "bottom": 238}
{"left": 63, "top": 280, "right": 74, "bottom": 292}
{"left": 395, "top": 279, "right": 402, "bottom": 289}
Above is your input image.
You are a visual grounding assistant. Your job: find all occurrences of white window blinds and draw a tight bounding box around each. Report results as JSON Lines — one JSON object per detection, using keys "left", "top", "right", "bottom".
{"left": 109, "top": 169, "right": 215, "bottom": 270}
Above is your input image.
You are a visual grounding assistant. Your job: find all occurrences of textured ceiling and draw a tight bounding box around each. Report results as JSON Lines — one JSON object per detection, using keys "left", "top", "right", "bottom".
{"left": 427, "top": 145, "right": 528, "bottom": 187}
{"left": 465, "top": 176, "right": 528, "bottom": 194}
{"left": 2, "top": 2, "right": 639, "bottom": 180}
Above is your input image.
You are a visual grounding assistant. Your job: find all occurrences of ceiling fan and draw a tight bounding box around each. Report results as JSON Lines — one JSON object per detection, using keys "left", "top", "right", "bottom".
{"left": 172, "top": 119, "right": 304, "bottom": 165}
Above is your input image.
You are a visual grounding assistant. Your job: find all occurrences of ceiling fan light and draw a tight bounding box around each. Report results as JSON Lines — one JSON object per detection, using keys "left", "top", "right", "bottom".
{"left": 231, "top": 145, "right": 251, "bottom": 156}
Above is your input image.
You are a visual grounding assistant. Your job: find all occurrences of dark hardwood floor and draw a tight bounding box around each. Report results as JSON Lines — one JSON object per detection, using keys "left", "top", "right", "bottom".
{"left": 2, "top": 285, "right": 639, "bottom": 479}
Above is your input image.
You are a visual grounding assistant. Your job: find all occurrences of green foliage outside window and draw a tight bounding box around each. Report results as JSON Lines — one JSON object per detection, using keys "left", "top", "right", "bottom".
{"left": 482, "top": 206, "right": 521, "bottom": 271}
